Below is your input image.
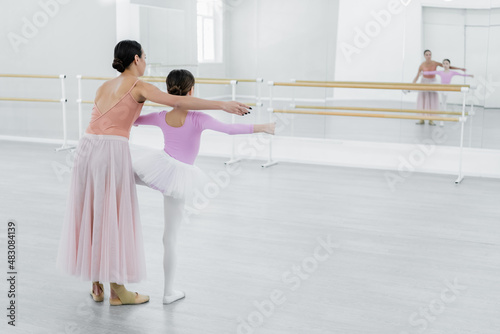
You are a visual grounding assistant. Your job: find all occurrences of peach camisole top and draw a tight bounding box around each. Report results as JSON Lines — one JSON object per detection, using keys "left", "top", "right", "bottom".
{"left": 85, "top": 79, "right": 144, "bottom": 139}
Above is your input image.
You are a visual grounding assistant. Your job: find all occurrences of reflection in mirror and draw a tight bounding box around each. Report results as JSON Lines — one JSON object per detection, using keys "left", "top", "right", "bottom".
{"left": 421, "top": 6, "right": 490, "bottom": 148}
{"left": 483, "top": 6, "right": 500, "bottom": 149}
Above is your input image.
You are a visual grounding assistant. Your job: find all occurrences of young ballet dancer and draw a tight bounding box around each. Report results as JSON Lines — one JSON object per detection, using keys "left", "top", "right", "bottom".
{"left": 421, "top": 58, "right": 473, "bottom": 126}
{"left": 132, "top": 69, "right": 275, "bottom": 304}
{"left": 56, "top": 40, "right": 251, "bottom": 306}
{"left": 412, "top": 50, "right": 466, "bottom": 126}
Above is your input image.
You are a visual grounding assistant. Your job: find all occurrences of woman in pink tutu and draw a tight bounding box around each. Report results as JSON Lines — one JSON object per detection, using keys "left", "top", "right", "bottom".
{"left": 132, "top": 69, "right": 275, "bottom": 304}
{"left": 412, "top": 50, "right": 466, "bottom": 126}
{"left": 56, "top": 40, "right": 250, "bottom": 305}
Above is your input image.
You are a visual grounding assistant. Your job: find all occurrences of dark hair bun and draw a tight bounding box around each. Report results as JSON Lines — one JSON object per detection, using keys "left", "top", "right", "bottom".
{"left": 168, "top": 85, "right": 183, "bottom": 96}
{"left": 112, "top": 40, "right": 142, "bottom": 73}
{"left": 112, "top": 58, "right": 125, "bottom": 73}
{"left": 166, "top": 69, "right": 195, "bottom": 96}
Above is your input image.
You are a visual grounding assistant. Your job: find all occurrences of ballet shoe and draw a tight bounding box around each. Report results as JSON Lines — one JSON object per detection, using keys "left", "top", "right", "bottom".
{"left": 163, "top": 290, "right": 185, "bottom": 304}
{"left": 428, "top": 120, "right": 436, "bottom": 126}
{"left": 416, "top": 120, "right": 425, "bottom": 125}
{"left": 109, "top": 283, "right": 149, "bottom": 306}
{"left": 90, "top": 282, "right": 104, "bottom": 302}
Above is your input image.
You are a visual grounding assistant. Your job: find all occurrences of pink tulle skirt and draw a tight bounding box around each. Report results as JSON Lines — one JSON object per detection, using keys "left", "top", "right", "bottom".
{"left": 417, "top": 77, "right": 440, "bottom": 111}
{"left": 57, "top": 134, "right": 146, "bottom": 284}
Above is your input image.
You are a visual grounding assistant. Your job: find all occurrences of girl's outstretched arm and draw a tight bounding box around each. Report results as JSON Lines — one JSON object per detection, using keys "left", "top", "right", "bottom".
{"left": 134, "top": 112, "right": 160, "bottom": 126}
{"left": 198, "top": 112, "right": 275, "bottom": 135}
{"left": 253, "top": 123, "right": 275, "bottom": 134}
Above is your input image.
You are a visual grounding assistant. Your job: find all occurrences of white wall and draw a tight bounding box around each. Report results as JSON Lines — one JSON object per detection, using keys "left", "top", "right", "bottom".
{"left": 0, "top": 0, "right": 117, "bottom": 140}
{"left": 224, "top": 0, "right": 340, "bottom": 99}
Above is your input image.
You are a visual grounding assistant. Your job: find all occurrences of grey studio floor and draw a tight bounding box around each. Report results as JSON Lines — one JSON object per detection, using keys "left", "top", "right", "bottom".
{"left": 0, "top": 140, "right": 499, "bottom": 334}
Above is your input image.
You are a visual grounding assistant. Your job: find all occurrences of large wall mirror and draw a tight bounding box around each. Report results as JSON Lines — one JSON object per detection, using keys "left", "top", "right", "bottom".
{"left": 131, "top": 0, "right": 499, "bottom": 149}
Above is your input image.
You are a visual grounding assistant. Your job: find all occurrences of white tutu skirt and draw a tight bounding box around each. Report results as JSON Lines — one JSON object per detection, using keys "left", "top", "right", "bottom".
{"left": 133, "top": 150, "right": 207, "bottom": 200}
{"left": 57, "top": 134, "right": 147, "bottom": 284}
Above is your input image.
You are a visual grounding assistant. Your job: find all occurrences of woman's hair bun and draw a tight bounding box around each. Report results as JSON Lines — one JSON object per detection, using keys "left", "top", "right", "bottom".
{"left": 112, "top": 58, "right": 125, "bottom": 73}
{"left": 112, "top": 40, "right": 142, "bottom": 73}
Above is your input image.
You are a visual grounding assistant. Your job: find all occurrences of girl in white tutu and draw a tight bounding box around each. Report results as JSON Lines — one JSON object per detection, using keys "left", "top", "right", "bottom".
{"left": 133, "top": 69, "right": 275, "bottom": 304}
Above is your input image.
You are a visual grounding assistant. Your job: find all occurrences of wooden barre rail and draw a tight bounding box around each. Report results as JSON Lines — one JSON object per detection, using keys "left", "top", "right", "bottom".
{"left": 0, "top": 74, "right": 62, "bottom": 79}
{"left": 196, "top": 77, "right": 260, "bottom": 83}
{"left": 273, "top": 81, "right": 469, "bottom": 92}
{"left": 294, "top": 105, "right": 467, "bottom": 116}
{"left": 295, "top": 79, "right": 466, "bottom": 87}
{"left": 0, "top": 97, "right": 63, "bottom": 103}
{"left": 80, "top": 76, "right": 113, "bottom": 81}
{"left": 80, "top": 76, "right": 259, "bottom": 85}
{"left": 80, "top": 76, "right": 237, "bottom": 85}
{"left": 273, "top": 109, "right": 460, "bottom": 122}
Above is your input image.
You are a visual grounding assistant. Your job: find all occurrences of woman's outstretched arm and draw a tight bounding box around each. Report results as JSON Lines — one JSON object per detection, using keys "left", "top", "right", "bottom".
{"left": 137, "top": 81, "right": 251, "bottom": 116}
{"left": 412, "top": 65, "right": 423, "bottom": 83}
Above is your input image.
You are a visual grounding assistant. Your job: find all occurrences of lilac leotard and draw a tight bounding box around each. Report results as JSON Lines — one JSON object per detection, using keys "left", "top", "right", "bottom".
{"left": 423, "top": 70, "right": 468, "bottom": 84}
{"left": 134, "top": 110, "right": 253, "bottom": 165}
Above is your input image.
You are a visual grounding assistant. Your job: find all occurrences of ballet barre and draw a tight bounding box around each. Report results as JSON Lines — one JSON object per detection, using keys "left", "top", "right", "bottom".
{"left": 0, "top": 74, "right": 62, "bottom": 79}
{"left": 0, "top": 73, "right": 69, "bottom": 151}
{"left": 272, "top": 81, "right": 469, "bottom": 92}
{"left": 263, "top": 80, "right": 471, "bottom": 184}
{"left": 293, "top": 82, "right": 477, "bottom": 147}
{"left": 0, "top": 97, "right": 62, "bottom": 103}
{"left": 293, "top": 105, "right": 468, "bottom": 116}
{"left": 272, "top": 109, "right": 461, "bottom": 122}
{"left": 224, "top": 78, "right": 264, "bottom": 165}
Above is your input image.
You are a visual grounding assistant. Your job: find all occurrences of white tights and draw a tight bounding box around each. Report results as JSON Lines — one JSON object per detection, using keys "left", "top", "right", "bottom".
{"left": 135, "top": 173, "right": 185, "bottom": 304}
{"left": 162, "top": 195, "right": 185, "bottom": 304}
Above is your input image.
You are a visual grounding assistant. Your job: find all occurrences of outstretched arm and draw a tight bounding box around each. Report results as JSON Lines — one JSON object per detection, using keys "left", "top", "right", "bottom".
{"left": 134, "top": 112, "right": 160, "bottom": 126}
{"left": 199, "top": 113, "right": 275, "bottom": 135}
{"left": 452, "top": 71, "right": 474, "bottom": 78}
{"left": 200, "top": 112, "right": 254, "bottom": 134}
{"left": 447, "top": 64, "right": 466, "bottom": 71}
{"left": 412, "top": 65, "right": 423, "bottom": 83}
{"left": 136, "top": 81, "right": 251, "bottom": 116}
{"left": 253, "top": 123, "right": 275, "bottom": 134}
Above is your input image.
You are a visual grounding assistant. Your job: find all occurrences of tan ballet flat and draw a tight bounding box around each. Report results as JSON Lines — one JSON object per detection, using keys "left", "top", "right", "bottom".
{"left": 109, "top": 283, "right": 149, "bottom": 306}
{"left": 90, "top": 282, "right": 104, "bottom": 302}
